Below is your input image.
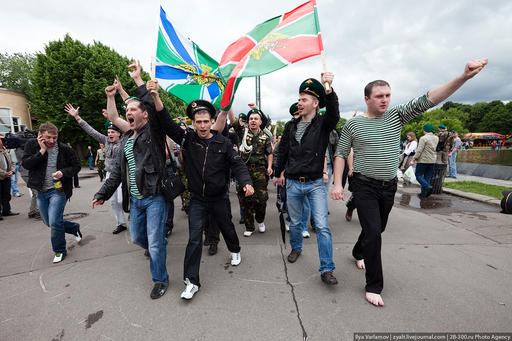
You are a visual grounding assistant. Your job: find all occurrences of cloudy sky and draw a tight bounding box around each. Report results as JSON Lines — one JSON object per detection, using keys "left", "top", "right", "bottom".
{"left": 1, "top": 0, "right": 511, "bottom": 121}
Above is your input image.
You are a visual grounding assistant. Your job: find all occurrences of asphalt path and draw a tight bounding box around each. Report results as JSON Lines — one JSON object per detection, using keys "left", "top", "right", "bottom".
{"left": 1, "top": 170, "right": 511, "bottom": 340}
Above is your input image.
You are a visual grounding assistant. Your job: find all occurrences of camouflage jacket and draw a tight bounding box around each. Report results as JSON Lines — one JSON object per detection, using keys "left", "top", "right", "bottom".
{"left": 233, "top": 121, "right": 272, "bottom": 168}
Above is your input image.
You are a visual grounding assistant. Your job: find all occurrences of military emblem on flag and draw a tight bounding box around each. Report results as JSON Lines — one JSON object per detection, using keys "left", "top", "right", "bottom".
{"left": 219, "top": 0, "right": 324, "bottom": 109}
{"left": 154, "top": 6, "right": 225, "bottom": 107}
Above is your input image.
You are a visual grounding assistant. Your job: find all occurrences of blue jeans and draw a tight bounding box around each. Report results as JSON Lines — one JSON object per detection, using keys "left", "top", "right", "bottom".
{"left": 10, "top": 164, "right": 19, "bottom": 195}
{"left": 286, "top": 178, "right": 334, "bottom": 273}
{"left": 415, "top": 163, "right": 435, "bottom": 196}
{"left": 88, "top": 156, "right": 93, "bottom": 170}
{"left": 37, "top": 189, "right": 79, "bottom": 254}
{"left": 129, "top": 195, "right": 169, "bottom": 283}
{"left": 448, "top": 151, "right": 457, "bottom": 177}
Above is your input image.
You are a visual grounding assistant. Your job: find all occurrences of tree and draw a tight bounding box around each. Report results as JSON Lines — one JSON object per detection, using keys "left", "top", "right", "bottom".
{"left": 0, "top": 52, "right": 35, "bottom": 96}
{"left": 30, "top": 34, "right": 186, "bottom": 157}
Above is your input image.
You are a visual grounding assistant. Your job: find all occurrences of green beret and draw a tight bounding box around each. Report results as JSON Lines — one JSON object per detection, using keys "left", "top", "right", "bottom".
{"left": 247, "top": 108, "right": 262, "bottom": 118}
{"left": 438, "top": 124, "right": 447, "bottom": 129}
{"left": 186, "top": 99, "right": 216, "bottom": 120}
{"left": 178, "top": 121, "right": 186, "bottom": 127}
{"left": 289, "top": 102, "right": 299, "bottom": 116}
{"left": 238, "top": 113, "right": 247, "bottom": 121}
{"left": 423, "top": 123, "right": 435, "bottom": 133}
{"left": 451, "top": 130, "right": 457, "bottom": 133}
{"left": 299, "top": 78, "right": 326, "bottom": 108}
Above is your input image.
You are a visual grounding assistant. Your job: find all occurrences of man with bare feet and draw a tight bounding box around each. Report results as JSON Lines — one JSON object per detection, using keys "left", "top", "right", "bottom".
{"left": 331, "top": 59, "right": 488, "bottom": 306}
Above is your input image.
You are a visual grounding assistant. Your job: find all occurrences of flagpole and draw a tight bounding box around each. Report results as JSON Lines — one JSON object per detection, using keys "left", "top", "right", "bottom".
{"left": 321, "top": 51, "right": 330, "bottom": 92}
{"left": 256, "top": 76, "right": 261, "bottom": 109}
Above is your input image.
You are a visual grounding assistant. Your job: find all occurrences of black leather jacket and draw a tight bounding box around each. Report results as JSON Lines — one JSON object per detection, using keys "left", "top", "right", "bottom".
{"left": 22, "top": 140, "right": 80, "bottom": 200}
{"left": 275, "top": 90, "right": 340, "bottom": 180}
{"left": 129, "top": 82, "right": 252, "bottom": 198}
{"left": 93, "top": 99, "right": 166, "bottom": 212}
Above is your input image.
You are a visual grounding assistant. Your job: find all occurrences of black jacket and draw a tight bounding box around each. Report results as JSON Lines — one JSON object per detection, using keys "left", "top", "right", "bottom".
{"left": 94, "top": 89, "right": 166, "bottom": 212}
{"left": 135, "top": 87, "right": 252, "bottom": 198}
{"left": 275, "top": 90, "right": 340, "bottom": 180}
{"left": 22, "top": 140, "right": 80, "bottom": 200}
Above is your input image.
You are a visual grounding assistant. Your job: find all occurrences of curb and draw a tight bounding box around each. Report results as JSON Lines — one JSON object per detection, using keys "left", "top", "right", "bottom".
{"left": 442, "top": 187, "right": 501, "bottom": 207}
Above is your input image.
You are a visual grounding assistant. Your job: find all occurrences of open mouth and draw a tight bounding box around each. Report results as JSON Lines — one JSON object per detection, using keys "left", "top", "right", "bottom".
{"left": 127, "top": 117, "right": 135, "bottom": 126}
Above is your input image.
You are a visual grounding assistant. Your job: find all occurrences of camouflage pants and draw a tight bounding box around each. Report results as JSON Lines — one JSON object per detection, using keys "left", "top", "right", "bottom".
{"left": 177, "top": 168, "right": 190, "bottom": 214}
{"left": 97, "top": 160, "right": 105, "bottom": 181}
{"left": 237, "top": 170, "right": 268, "bottom": 231}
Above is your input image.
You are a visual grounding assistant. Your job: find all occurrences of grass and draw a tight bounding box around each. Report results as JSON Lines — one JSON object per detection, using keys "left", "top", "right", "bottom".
{"left": 443, "top": 181, "right": 511, "bottom": 199}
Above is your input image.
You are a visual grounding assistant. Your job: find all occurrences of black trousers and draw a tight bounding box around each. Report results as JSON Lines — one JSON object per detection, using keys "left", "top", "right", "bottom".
{"left": 204, "top": 213, "right": 220, "bottom": 245}
{"left": 184, "top": 194, "right": 241, "bottom": 286}
{"left": 0, "top": 178, "right": 11, "bottom": 215}
{"left": 351, "top": 177, "right": 397, "bottom": 294}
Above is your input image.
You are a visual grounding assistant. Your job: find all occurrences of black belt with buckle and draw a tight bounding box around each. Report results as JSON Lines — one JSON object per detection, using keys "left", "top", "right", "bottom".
{"left": 288, "top": 175, "right": 320, "bottom": 183}
{"left": 353, "top": 173, "right": 397, "bottom": 187}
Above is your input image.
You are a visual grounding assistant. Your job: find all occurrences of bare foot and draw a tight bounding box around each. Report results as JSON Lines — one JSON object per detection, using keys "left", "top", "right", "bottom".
{"left": 355, "top": 259, "right": 365, "bottom": 269}
{"left": 365, "top": 292, "right": 384, "bottom": 306}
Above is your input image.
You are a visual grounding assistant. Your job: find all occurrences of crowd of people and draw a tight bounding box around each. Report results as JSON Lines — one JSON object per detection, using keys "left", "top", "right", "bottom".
{"left": 1, "top": 58, "right": 487, "bottom": 307}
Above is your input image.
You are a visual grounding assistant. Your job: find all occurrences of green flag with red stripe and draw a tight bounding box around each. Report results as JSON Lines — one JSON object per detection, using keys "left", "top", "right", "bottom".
{"left": 218, "top": 0, "right": 324, "bottom": 110}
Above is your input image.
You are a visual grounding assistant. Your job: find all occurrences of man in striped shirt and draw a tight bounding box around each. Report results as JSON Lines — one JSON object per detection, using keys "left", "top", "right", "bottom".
{"left": 331, "top": 58, "right": 488, "bottom": 306}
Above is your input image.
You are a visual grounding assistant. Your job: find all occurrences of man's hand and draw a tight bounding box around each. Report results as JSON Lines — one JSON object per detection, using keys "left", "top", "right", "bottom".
{"left": 147, "top": 79, "right": 159, "bottom": 95}
{"left": 128, "top": 59, "right": 144, "bottom": 86}
{"left": 37, "top": 132, "right": 47, "bottom": 154}
{"left": 52, "top": 171, "right": 63, "bottom": 179}
{"left": 243, "top": 184, "right": 254, "bottom": 197}
{"left": 102, "top": 109, "right": 108, "bottom": 119}
{"left": 348, "top": 168, "right": 353, "bottom": 177}
{"left": 64, "top": 104, "right": 80, "bottom": 120}
{"left": 113, "top": 75, "right": 123, "bottom": 92}
{"left": 266, "top": 167, "right": 273, "bottom": 176}
{"left": 91, "top": 199, "right": 104, "bottom": 208}
{"left": 248, "top": 103, "right": 259, "bottom": 110}
{"left": 463, "top": 58, "right": 488, "bottom": 80}
{"left": 409, "top": 160, "right": 415, "bottom": 166}
{"left": 321, "top": 72, "right": 334, "bottom": 93}
{"left": 105, "top": 85, "right": 116, "bottom": 98}
{"left": 323, "top": 173, "right": 329, "bottom": 184}
{"left": 331, "top": 184, "right": 344, "bottom": 201}
{"left": 5, "top": 171, "right": 13, "bottom": 177}
{"left": 273, "top": 173, "right": 285, "bottom": 187}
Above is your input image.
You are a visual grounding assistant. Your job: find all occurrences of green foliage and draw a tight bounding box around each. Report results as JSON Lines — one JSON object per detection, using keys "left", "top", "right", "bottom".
{"left": 336, "top": 117, "right": 347, "bottom": 131}
{"left": 29, "top": 34, "right": 186, "bottom": 157}
{"left": 0, "top": 52, "right": 35, "bottom": 96}
{"left": 401, "top": 99, "right": 512, "bottom": 140}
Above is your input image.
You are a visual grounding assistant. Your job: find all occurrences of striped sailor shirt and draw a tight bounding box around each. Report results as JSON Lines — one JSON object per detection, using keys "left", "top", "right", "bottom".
{"left": 124, "top": 137, "right": 143, "bottom": 199}
{"left": 335, "top": 94, "right": 435, "bottom": 181}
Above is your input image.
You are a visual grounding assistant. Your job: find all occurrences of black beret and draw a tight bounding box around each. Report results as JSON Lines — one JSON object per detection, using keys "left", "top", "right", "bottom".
{"left": 186, "top": 100, "right": 216, "bottom": 120}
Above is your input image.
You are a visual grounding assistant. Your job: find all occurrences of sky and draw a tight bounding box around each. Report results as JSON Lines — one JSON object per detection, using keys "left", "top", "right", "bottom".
{"left": 1, "top": 0, "right": 511, "bottom": 121}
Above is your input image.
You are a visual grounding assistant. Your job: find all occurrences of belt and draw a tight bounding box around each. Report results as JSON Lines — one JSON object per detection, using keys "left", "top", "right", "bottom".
{"left": 352, "top": 173, "right": 397, "bottom": 187}
{"left": 287, "top": 175, "right": 321, "bottom": 184}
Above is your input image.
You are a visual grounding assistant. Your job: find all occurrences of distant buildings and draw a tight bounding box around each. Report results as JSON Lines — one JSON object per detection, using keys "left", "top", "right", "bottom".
{"left": 0, "top": 88, "right": 33, "bottom": 134}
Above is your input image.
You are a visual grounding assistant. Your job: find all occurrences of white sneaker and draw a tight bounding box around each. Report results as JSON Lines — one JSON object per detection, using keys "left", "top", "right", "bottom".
{"left": 258, "top": 222, "right": 266, "bottom": 233}
{"left": 231, "top": 252, "right": 241, "bottom": 266}
{"left": 53, "top": 253, "right": 64, "bottom": 263}
{"left": 180, "top": 278, "right": 199, "bottom": 300}
{"left": 243, "top": 231, "right": 253, "bottom": 237}
{"left": 285, "top": 223, "right": 290, "bottom": 232}
{"left": 302, "top": 231, "right": 310, "bottom": 238}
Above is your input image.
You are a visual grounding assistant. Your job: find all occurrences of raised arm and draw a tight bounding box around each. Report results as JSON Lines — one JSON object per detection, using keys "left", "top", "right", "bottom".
{"left": 427, "top": 58, "right": 488, "bottom": 105}
{"left": 105, "top": 85, "right": 131, "bottom": 133}
{"left": 212, "top": 109, "right": 229, "bottom": 132}
{"left": 65, "top": 104, "right": 107, "bottom": 144}
{"left": 113, "top": 75, "right": 130, "bottom": 101}
{"left": 128, "top": 59, "right": 145, "bottom": 87}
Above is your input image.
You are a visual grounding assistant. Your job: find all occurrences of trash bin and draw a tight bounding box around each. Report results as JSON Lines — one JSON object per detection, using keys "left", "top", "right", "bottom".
{"left": 430, "top": 163, "right": 447, "bottom": 194}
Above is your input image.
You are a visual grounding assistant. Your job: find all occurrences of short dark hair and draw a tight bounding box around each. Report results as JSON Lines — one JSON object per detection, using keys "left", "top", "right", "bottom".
{"left": 192, "top": 109, "right": 213, "bottom": 120}
{"left": 39, "top": 122, "right": 58, "bottom": 135}
{"left": 135, "top": 101, "right": 146, "bottom": 113}
{"left": 364, "top": 80, "right": 390, "bottom": 98}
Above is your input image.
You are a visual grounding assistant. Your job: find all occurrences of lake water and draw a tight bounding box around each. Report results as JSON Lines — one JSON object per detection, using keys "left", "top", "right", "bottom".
{"left": 457, "top": 149, "right": 512, "bottom": 166}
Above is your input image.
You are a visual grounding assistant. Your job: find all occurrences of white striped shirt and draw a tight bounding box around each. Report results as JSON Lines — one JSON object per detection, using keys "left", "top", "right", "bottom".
{"left": 124, "top": 137, "right": 143, "bottom": 199}
{"left": 335, "top": 94, "right": 435, "bottom": 180}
